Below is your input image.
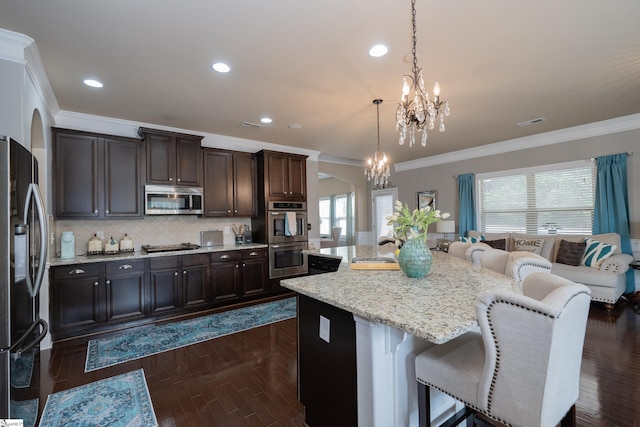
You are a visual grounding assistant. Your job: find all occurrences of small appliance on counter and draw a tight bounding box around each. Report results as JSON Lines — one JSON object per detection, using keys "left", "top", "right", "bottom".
{"left": 60, "top": 231, "right": 75, "bottom": 259}
{"left": 200, "top": 230, "right": 223, "bottom": 247}
{"left": 88, "top": 233, "right": 103, "bottom": 255}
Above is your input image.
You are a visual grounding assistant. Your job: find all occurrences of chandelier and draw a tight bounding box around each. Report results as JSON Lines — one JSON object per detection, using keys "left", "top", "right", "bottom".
{"left": 365, "top": 99, "right": 391, "bottom": 188}
{"left": 396, "top": 0, "right": 450, "bottom": 148}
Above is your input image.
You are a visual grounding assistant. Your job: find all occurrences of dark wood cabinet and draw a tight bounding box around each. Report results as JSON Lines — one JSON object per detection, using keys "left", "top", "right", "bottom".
{"left": 259, "top": 150, "right": 307, "bottom": 202}
{"left": 148, "top": 254, "right": 211, "bottom": 315}
{"left": 50, "top": 248, "right": 271, "bottom": 340}
{"left": 104, "top": 259, "right": 147, "bottom": 323}
{"left": 203, "top": 149, "right": 255, "bottom": 217}
{"left": 50, "top": 264, "right": 102, "bottom": 334}
{"left": 139, "top": 127, "right": 203, "bottom": 186}
{"left": 50, "top": 260, "right": 146, "bottom": 338}
{"left": 239, "top": 248, "right": 268, "bottom": 295}
{"left": 181, "top": 254, "right": 211, "bottom": 310}
{"left": 52, "top": 128, "right": 143, "bottom": 219}
{"left": 210, "top": 248, "right": 268, "bottom": 301}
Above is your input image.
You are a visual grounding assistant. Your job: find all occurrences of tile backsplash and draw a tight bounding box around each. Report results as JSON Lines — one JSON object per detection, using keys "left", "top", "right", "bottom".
{"left": 51, "top": 216, "right": 253, "bottom": 258}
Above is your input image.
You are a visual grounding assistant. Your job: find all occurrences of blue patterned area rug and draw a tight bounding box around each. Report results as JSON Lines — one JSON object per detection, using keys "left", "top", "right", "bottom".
{"left": 11, "top": 398, "right": 38, "bottom": 427}
{"left": 39, "top": 369, "right": 157, "bottom": 427}
{"left": 85, "top": 297, "right": 296, "bottom": 372}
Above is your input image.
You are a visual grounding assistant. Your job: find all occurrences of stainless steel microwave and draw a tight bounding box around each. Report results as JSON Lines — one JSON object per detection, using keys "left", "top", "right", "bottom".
{"left": 144, "top": 185, "right": 203, "bottom": 215}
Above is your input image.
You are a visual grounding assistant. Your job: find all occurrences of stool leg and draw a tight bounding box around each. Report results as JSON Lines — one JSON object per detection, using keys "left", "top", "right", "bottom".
{"left": 418, "top": 382, "right": 431, "bottom": 427}
{"left": 560, "top": 404, "right": 576, "bottom": 427}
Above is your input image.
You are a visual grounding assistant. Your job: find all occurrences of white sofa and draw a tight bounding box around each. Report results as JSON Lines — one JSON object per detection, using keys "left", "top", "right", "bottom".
{"left": 450, "top": 231, "right": 633, "bottom": 309}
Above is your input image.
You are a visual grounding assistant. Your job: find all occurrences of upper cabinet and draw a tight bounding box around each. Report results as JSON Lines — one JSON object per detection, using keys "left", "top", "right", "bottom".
{"left": 52, "top": 128, "right": 143, "bottom": 219}
{"left": 138, "top": 127, "right": 203, "bottom": 187}
{"left": 258, "top": 150, "right": 307, "bottom": 202}
{"left": 202, "top": 149, "right": 256, "bottom": 217}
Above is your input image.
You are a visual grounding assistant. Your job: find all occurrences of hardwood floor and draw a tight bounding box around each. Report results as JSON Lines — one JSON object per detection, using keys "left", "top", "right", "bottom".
{"left": 37, "top": 297, "right": 640, "bottom": 426}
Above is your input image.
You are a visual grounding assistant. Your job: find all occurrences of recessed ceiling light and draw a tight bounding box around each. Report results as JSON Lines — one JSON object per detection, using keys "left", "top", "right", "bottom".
{"left": 260, "top": 117, "right": 272, "bottom": 124}
{"left": 369, "top": 44, "right": 388, "bottom": 57}
{"left": 288, "top": 124, "right": 302, "bottom": 130}
{"left": 211, "top": 62, "right": 231, "bottom": 73}
{"left": 83, "top": 79, "right": 103, "bottom": 88}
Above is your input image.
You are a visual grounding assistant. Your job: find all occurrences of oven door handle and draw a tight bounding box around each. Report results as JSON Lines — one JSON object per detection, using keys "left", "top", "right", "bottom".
{"left": 271, "top": 245, "right": 280, "bottom": 249}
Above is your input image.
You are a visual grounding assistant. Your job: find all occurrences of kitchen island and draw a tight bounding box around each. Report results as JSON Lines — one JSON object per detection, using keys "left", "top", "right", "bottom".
{"left": 282, "top": 246, "right": 521, "bottom": 427}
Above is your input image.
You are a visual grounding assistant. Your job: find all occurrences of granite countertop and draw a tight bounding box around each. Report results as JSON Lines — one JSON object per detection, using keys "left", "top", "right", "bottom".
{"left": 49, "top": 243, "right": 269, "bottom": 267}
{"left": 283, "top": 247, "right": 521, "bottom": 344}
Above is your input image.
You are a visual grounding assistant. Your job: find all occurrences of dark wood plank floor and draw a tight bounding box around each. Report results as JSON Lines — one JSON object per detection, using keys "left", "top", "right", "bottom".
{"left": 37, "top": 297, "right": 640, "bottom": 426}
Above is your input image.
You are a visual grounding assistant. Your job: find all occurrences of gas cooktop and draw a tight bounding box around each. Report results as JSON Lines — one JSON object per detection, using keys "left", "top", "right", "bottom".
{"left": 141, "top": 243, "right": 200, "bottom": 253}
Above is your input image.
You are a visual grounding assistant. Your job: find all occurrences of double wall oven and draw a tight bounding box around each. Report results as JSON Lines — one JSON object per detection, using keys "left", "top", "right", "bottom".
{"left": 265, "top": 201, "right": 307, "bottom": 279}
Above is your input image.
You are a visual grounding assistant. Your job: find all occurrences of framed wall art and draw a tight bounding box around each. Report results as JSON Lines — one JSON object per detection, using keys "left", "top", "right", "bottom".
{"left": 417, "top": 190, "right": 437, "bottom": 211}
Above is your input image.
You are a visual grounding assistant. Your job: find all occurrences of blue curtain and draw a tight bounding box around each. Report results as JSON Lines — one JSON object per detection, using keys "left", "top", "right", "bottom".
{"left": 593, "top": 153, "right": 635, "bottom": 294}
{"left": 457, "top": 173, "right": 476, "bottom": 239}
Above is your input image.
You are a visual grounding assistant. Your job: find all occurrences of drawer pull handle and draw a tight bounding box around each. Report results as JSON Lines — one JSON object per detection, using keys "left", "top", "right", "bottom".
{"left": 220, "top": 255, "right": 230, "bottom": 260}
{"left": 68, "top": 269, "right": 85, "bottom": 275}
{"left": 118, "top": 264, "right": 133, "bottom": 270}
{"left": 249, "top": 252, "right": 258, "bottom": 256}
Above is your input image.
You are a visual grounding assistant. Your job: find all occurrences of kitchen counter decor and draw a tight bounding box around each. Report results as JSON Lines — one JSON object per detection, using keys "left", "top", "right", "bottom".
{"left": 386, "top": 200, "right": 450, "bottom": 278}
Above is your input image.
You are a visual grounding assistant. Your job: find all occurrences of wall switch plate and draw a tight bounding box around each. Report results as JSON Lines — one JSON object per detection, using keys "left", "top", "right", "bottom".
{"left": 319, "top": 315, "right": 330, "bottom": 343}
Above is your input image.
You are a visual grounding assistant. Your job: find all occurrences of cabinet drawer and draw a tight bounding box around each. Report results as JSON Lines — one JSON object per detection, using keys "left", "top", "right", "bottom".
{"left": 182, "top": 253, "right": 209, "bottom": 267}
{"left": 242, "top": 248, "right": 267, "bottom": 260}
{"left": 149, "top": 256, "right": 179, "bottom": 270}
{"left": 210, "top": 251, "right": 241, "bottom": 263}
{"left": 51, "top": 264, "right": 100, "bottom": 280}
{"left": 105, "top": 259, "right": 145, "bottom": 276}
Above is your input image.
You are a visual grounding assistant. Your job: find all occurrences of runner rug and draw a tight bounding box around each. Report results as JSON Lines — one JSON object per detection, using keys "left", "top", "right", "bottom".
{"left": 39, "top": 369, "right": 157, "bottom": 427}
{"left": 85, "top": 297, "right": 296, "bottom": 372}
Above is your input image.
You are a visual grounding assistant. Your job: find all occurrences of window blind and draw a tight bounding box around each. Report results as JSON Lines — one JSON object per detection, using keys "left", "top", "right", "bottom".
{"left": 477, "top": 161, "right": 595, "bottom": 235}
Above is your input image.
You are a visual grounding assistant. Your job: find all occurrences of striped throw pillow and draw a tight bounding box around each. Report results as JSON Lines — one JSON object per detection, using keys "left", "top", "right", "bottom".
{"left": 581, "top": 238, "right": 617, "bottom": 268}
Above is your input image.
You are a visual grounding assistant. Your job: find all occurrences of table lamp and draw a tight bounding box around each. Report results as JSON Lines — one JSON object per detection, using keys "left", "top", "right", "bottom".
{"left": 436, "top": 220, "right": 456, "bottom": 252}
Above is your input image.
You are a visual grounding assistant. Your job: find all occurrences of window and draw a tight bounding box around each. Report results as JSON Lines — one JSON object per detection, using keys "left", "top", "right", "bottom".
{"left": 477, "top": 160, "right": 595, "bottom": 235}
{"left": 318, "top": 193, "right": 355, "bottom": 241}
{"left": 319, "top": 197, "right": 331, "bottom": 236}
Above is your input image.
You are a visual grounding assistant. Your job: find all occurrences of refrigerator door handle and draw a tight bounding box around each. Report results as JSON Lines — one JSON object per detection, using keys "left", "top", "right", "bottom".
{"left": 22, "top": 183, "right": 49, "bottom": 297}
{"left": 9, "top": 318, "right": 48, "bottom": 358}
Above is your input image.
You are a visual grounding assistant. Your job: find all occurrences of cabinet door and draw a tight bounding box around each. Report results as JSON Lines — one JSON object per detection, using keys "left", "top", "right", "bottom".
{"left": 265, "top": 152, "right": 289, "bottom": 199}
{"left": 50, "top": 266, "right": 102, "bottom": 335}
{"left": 175, "top": 136, "right": 203, "bottom": 186}
{"left": 240, "top": 253, "right": 268, "bottom": 296}
{"left": 148, "top": 257, "right": 181, "bottom": 316}
{"left": 145, "top": 132, "right": 175, "bottom": 184}
{"left": 233, "top": 153, "right": 256, "bottom": 216}
{"left": 203, "top": 150, "right": 233, "bottom": 216}
{"left": 181, "top": 254, "right": 211, "bottom": 310}
{"left": 53, "top": 131, "right": 100, "bottom": 218}
{"left": 287, "top": 155, "right": 307, "bottom": 200}
{"left": 105, "top": 260, "right": 146, "bottom": 323}
{"left": 210, "top": 252, "right": 241, "bottom": 302}
{"left": 104, "top": 137, "right": 143, "bottom": 217}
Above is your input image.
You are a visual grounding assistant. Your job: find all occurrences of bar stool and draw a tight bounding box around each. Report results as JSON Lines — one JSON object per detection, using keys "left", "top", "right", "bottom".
{"left": 415, "top": 272, "right": 591, "bottom": 427}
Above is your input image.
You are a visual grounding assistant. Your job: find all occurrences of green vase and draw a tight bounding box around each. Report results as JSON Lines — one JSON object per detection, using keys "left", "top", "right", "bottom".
{"left": 398, "top": 238, "right": 432, "bottom": 278}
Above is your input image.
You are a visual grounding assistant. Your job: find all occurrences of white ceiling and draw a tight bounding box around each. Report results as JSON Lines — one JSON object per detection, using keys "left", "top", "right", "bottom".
{"left": 1, "top": 0, "right": 639, "bottom": 165}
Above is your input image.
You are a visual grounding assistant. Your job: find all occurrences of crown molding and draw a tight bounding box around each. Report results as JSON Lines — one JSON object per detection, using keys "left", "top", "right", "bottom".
{"left": 394, "top": 113, "right": 640, "bottom": 172}
{"left": 0, "top": 28, "right": 32, "bottom": 63}
{"left": 55, "top": 110, "right": 321, "bottom": 161}
{"left": 318, "top": 154, "right": 366, "bottom": 167}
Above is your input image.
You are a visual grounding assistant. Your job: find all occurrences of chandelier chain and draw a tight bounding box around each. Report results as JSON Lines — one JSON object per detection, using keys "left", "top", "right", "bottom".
{"left": 411, "top": 0, "right": 419, "bottom": 77}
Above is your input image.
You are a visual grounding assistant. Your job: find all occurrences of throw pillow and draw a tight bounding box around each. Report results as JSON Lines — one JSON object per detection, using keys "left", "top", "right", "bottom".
{"left": 460, "top": 235, "right": 484, "bottom": 244}
{"left": 582, "top": 238, "right": 617, "bottom": 268}
{"left": 512, "top": 238, "right": 544, "bottom": 255}
{"left": 556, "top": 240, "right": 586, "bottom": 266}
{"left": 484, "top": 239, "right": 506, "bottom": 250}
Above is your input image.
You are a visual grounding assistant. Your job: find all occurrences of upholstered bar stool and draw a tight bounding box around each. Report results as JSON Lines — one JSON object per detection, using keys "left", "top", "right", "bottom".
{"left": 415, "top": 273, "right": 591, "bottom": 427}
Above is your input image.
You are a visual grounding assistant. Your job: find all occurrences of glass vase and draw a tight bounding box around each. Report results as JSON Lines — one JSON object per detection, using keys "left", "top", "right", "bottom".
{"left": 398, "top": 237, "right": 432, "bottom": 278}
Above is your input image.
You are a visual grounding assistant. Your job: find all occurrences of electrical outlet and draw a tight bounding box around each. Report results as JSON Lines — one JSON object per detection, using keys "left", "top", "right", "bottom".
{"left": 319, "top": 315, "right": 330, "bottom": 343}
{"left": 96, "top": 230, "right": 104, "bottom": 239}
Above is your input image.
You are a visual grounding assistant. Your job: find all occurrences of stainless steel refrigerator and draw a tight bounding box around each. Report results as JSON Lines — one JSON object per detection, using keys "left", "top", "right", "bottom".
{"left": 1, "top": 136, "right": 48, "bottom": 421}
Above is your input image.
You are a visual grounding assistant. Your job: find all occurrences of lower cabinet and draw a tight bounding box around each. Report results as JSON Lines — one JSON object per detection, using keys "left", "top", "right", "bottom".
{"left": 50, "top": 248, "right": 271, "bottom": 340}
{"left": 210, "top": 248, "right": 268, "bottom": 303}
